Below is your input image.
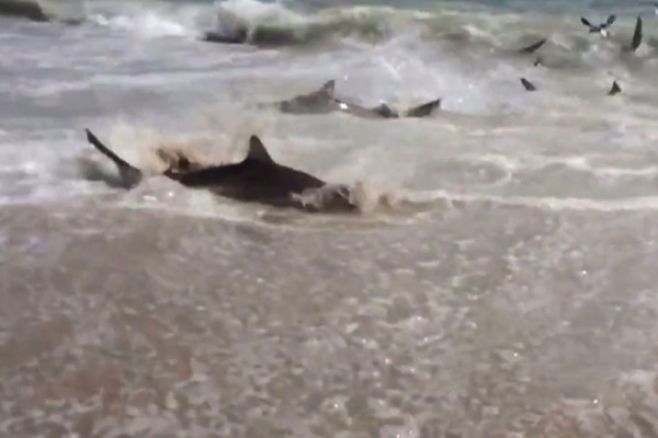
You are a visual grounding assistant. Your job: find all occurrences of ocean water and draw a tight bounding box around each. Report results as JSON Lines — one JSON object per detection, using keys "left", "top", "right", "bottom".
{"left": 3, "top": 0, "right": 658, "bottom": 436}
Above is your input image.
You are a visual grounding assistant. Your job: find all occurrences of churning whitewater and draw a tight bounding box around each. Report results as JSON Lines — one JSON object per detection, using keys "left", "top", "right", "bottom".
{"left": 3, "top": 0, "right": 658, "bottom": 436}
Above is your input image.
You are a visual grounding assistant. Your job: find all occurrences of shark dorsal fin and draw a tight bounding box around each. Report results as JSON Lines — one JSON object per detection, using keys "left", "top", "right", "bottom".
{"left": 321, "top": 80, "right": 335, "bottom": 97}
{"left": 631, "top": 16, "right": 642, "bottom": 52}
{"left": 247, "top": 136, "right": 274, "bottom": 163}
{"left": 609, "top": 80, "right": 621, "bottom": 96}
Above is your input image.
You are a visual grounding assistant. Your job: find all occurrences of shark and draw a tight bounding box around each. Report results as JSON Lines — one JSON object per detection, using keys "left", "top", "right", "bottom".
{"left": 84, "top": 129, "right": 358, "bottom": 213}
{"left": 275, "top": 80, "right": 441, "bottom": 119}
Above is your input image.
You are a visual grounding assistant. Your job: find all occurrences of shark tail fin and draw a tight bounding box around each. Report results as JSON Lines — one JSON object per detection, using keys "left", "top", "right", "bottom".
{"left": 404, "top": 98, "right": 441, "bottom": 118}
{"left": 85, "top": 129, "right": 143, "bottom": 188}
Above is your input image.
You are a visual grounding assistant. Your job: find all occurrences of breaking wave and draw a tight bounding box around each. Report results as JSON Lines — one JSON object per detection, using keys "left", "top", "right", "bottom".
{"left": 208, "top": 0, "right": 427, "bottom": 46}
{"left": 4, "top": 0, "right": 655, "bottom": 66}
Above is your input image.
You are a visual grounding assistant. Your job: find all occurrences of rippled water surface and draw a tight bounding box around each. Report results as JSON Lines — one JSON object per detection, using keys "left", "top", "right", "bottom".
{"left": 2, "top": 0, "right": 658, "bottom": 436}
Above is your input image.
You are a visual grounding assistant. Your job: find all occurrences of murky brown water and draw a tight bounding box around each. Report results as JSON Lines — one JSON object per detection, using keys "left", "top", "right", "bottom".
{"left": 2, "top": 199, "right": 658, "bottom": 437}
{"left": 4, "top": 1, "right": 658, "bottom": 435}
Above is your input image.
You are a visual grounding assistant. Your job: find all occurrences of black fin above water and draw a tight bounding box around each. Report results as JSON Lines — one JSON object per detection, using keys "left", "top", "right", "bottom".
{"left": 86, "top": 130, "right": 132, "bottom": 170}
{"left": 519, "top": 38, "right": 547, "bottom": 54}
{"left": 404, "top": 98, "right": 441, "bottom": 118}
{"left": 605, "top": 14, "right": 616, "bottom": 27}
{"left": 581, "top": 14, "right": 615, "bottom": 33}
{"left": 520, "top": 77, "right": 537, "bottom": 91}
{"left": 246, "top": 136, "right": 275, "bottom": 163}
{"left": 608, "top": 81, "right": 622, "bottom": 96}
{"left": 320, "top": 80, "right": 335, "bottom": 97}
{"left": 85, "top": 129, "right": 143, "bottom": 189}
{"left": 631, "top": 16, "right": 643, "bottom": 52}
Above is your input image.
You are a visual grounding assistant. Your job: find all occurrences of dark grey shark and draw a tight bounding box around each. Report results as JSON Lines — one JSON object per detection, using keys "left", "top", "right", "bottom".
{"left": 276, "top": 80, "right": 441, "bottom": 119}
{"left": 85, "top": 129, "right": 357, "bottom": 213}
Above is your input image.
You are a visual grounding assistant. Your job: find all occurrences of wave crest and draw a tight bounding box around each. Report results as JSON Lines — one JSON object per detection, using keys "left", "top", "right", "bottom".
{"left": 210, "top": 0, "right": 423, "bottom": 46}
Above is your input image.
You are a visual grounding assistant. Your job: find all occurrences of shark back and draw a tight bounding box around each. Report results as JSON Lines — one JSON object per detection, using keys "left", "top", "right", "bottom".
{"left": 176, "top": 136, "right": 326, "bottom": 207}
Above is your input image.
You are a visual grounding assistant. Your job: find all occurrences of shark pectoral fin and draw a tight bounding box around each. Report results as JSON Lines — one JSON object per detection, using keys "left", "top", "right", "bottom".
{"left": 404, "top": 99, "right": 441, "bottom": 118}
{"left": 85, "top": 129, "right": 142, "bottom": 188}
{"left": 246, "top": 136, "right": 275, "bottom": 163}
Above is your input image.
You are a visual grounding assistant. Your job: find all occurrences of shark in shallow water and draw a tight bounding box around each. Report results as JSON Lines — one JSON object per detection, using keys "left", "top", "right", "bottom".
{"left": 274, "top": 80, "right": 441, "bottom": 119}
{"left": 85, "top": 129, "right": 358, "bottom": 213}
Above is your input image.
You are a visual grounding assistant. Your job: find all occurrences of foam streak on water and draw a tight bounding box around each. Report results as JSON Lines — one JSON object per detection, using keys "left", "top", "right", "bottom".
{"left": 2, "top": 0, "right": 658, "bottom": 436}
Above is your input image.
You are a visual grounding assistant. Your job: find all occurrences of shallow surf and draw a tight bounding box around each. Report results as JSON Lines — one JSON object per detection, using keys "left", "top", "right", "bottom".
{"left": 3, "top": 0, "right": 658, "bottom": 436}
